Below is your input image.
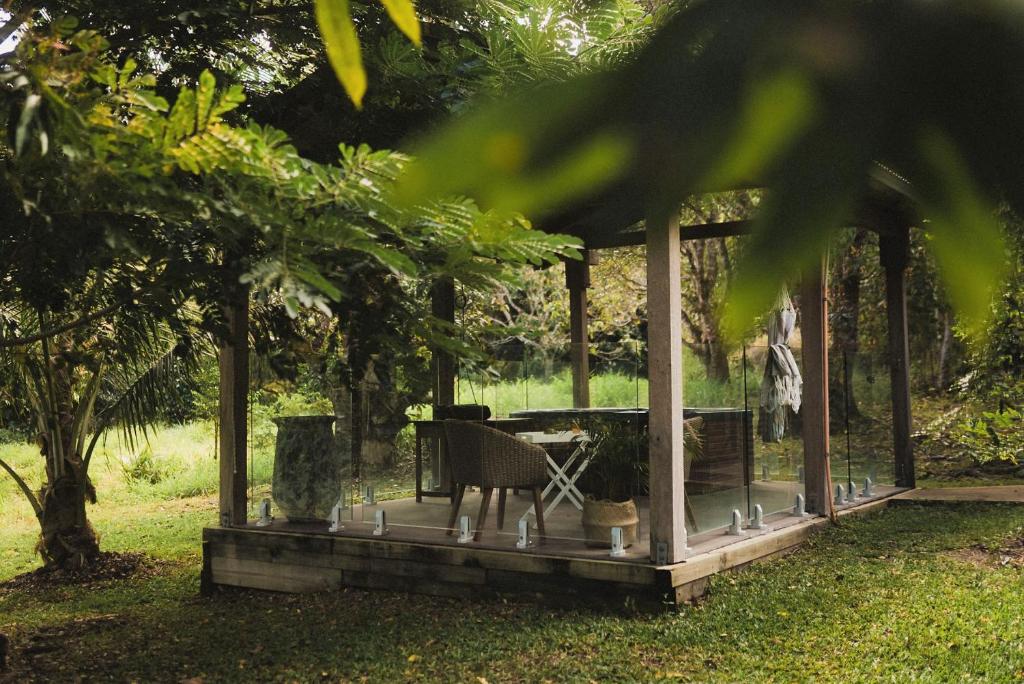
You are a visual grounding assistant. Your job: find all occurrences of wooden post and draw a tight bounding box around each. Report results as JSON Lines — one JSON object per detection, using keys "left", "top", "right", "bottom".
{"left": 430, "top": 278, "right": 457, "bottom": 498}
{"left": 431, "top": 278, "right": 456, "bottom": 408}
{"left": 800, "top": 257, "right": 833, "bottom": 516}
{"left": 566, "top": 251, "right": 591, "bottom": 409}
{"left": 646, "top": 210, "right": 687, "bottom": 564}
{"left": 880, "top": 229, "right": 915, "bottom": 488}
{"left": 219, "top": 287, "right": 249, "bottom": 527}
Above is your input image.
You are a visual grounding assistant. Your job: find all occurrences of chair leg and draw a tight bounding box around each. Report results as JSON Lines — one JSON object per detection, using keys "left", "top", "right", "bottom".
{"left": 474, "top": 488, "right": 493, "bottom": 542}
{"left": 497, "top": 488, "right": 507, "bottom": 530}
{"left": 446, "top": 484, "right": 466, "bottom": 536}
{"left": 532, "top": 487, "right": 546, "bottom": 542}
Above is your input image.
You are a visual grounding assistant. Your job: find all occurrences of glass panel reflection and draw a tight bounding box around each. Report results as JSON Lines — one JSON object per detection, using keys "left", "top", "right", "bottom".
{"left": 847, "top": 351, "right": 895, "bottom": 485}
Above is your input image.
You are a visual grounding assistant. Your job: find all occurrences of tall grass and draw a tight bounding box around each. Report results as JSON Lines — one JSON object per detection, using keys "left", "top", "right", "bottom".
{"left": 456, "top": 352, "right": 765, "bottom": 416}
{"left": 0, "top": 390, "right": 334, "bottom": 525}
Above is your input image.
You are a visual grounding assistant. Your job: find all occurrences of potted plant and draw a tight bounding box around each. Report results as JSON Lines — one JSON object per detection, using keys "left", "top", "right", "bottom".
{"left": 580, "top": 416, "right": 703, "bottom": 548}
{"left": 579, "top": 418, "right": 647, "bottom": 548}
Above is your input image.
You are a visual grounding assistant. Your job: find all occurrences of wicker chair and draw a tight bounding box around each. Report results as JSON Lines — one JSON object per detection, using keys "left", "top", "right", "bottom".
{"left": 443, "top": 420, "right": 548, "bottom": 542}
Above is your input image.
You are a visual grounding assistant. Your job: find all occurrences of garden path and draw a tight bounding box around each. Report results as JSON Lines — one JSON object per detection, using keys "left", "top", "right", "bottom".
{"left": 895, "top": 486, "right": 1024, "bottom": 503}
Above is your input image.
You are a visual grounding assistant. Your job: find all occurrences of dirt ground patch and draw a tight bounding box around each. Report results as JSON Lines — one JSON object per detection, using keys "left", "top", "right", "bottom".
{"left": 2, "top": 614, "right": 128, "bottom": 681}
{"left": 0, "top": 551, "right": 160, "bottom": 592}
{"left": 946, "top": 537, "right": 1024, "bottom": 568}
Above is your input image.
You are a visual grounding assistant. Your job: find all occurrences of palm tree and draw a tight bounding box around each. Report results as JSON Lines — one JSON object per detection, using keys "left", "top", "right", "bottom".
{"left": 0, "top": 295, "right": 205, "bottom": 569}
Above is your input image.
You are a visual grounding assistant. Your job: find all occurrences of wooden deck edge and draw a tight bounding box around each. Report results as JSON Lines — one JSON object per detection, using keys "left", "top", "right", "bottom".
{"left": 658, "top": 491, "right": 901, "bottom": 593}
{"left": 889, "top": 488, "right": 1024, "bottom": 505}
{"left": 202, "top": 492, "right": 903, "bottom": 608}
{"left": 203, "top": 527, "right": 670, "bottom": 608}
{"left": 203, "top": 526, "right": 659, "bottom": 585}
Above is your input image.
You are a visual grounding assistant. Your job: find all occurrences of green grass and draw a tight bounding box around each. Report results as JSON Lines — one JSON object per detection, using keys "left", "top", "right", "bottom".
{"left": 3, "top": 382, "right": 1024, "bottom": 681}
{"left": 455, "top": 351, "right": 765, "bottom": 417}
{"left": 3, "top": 497, "right": 1024, "bottom": 682}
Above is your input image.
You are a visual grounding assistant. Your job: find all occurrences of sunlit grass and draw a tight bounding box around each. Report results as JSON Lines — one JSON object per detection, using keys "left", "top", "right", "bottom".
{"left": 453, "top": 358, "right": 762, "bottom": 418}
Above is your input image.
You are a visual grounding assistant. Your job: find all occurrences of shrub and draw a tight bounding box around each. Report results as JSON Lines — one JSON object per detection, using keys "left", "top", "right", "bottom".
{"left": 951, "top": 407, "right": 1024, "bottom": 465}
{"left": 120, "top": 446, "right": 165, "bottom": 486}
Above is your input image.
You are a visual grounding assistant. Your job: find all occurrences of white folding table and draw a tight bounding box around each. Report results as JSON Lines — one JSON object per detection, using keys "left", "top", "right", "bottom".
{"left": 516, "top": 430, "right": 592, "bottom": 525}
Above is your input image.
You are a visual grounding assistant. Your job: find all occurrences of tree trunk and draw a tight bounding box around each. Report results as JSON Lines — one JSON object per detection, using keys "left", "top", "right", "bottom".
{"left": 350, "top": 381, "right": 364, "bottom": 479}
{"left": 358, "top": 360, "right": 409, "bottom": 471}
{"left": 38, "top": 472, "right": 99, "bottom": 570}
{"left": 937, "top": 308, "right": 953, "bottom": 391}
{"left": 680, "top": 238, "right": 731, "bottom": 384}
{"left": 330, "top": 385, "right": 353, "bottom": 479}
{"left": 829, "top": 228, "right": 867, "bottom": 423}
{"left": 708, "top": 342, "right": 731, "bottom": 383}
{"left": 37, "top": 355, "right": 100, "bottom": 570}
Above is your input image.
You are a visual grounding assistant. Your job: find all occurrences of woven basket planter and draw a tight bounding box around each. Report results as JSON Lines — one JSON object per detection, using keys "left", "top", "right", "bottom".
{"left": 581, "top": 498, "right": 639, "bottom": 548}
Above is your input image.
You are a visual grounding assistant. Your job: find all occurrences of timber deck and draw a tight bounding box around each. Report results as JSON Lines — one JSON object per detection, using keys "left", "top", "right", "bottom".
{"left": 891, "top": 485, "right": 1024, "bottom": 504}
{"left": 202, "top": 486, "right": 902, "bottom": 607}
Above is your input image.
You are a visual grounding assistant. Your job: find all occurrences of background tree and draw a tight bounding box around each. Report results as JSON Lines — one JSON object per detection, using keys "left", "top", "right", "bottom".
{"left": 958, "top": 213, "right": 1024, "bottom": 406}
{"left": 0, "top": 19, "right": 578, "bottom": 568}
{"left": 828, "top": 227, "right": 871, "bottom": 418}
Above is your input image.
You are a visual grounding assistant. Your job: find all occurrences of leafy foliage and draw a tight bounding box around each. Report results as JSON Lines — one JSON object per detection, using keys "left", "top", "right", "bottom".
{"left": 0, "top": 17, "right": 580, "bottom": 566}
{"left": 957, "top": 213, "right": 1024, "bottom": 402}
{"left": 951, "top": 408, "right": 1024, "bottom": 466}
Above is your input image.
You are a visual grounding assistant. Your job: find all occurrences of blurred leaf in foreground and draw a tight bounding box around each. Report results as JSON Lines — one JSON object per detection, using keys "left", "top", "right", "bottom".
{"left": 315, "top": 0, "right": 422, "bottom": 109}
{"left": 397, "top": 0, "right": 1024, "bottom": 337}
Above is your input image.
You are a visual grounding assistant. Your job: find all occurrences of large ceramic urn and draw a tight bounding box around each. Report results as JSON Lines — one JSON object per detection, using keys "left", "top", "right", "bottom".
{"left": 271, "top": 415, "right": 340, "bottom": 523}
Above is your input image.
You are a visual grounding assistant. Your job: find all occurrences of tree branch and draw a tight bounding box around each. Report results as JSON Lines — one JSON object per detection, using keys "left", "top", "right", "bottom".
{"left": 0, "top": 456, "right": 43, "bottom": 522}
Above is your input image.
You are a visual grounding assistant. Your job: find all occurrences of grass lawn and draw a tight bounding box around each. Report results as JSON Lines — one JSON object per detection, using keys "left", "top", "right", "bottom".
{"left": 2, "top": 393, "right": 1023, "bottom": 682}
{"left": 3, "top": 493, "right": 1024, "bottom": 682}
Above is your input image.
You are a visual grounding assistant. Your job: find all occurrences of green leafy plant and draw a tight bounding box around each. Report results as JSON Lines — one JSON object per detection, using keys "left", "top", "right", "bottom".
{"left": 0, "top": 17, "right": 582, "bottom": 570}
{"left": 582, "top": 419, "right": 648, "bottom": 503}
{"left": 581, "top": 416, "right": 704, "bottom": 502}
{"left": 315, "top": 0, "right": 420, "bottom": 107}
{"left": 952, "top": 407, "right": 1024, "bottom": 466}
{"left": 120, "top": 446, "right": 165, "bottom": 487}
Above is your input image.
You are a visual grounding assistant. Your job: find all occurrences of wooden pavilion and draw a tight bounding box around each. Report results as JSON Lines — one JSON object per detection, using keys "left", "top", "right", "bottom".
{"left": 201, "top": 184, "right": 918, "bottom": 607}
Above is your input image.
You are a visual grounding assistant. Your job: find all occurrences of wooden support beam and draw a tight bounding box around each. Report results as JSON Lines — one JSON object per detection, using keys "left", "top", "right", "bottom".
{"left": 430, "top": 278, "right": 456, "bottom": 408}
{"left": 565, "top": 252, "right": 591, "bottom": 408}
{"left": 576, "top": 219, "right": 753, "bottom": 250}
{"left": 646, "top": 210, "right": 687, "bottom": 563}
{"left": 880, "top": 229, "right": 915, "bottom": 488}
{"left": 219, "top": 287, "right": 249, "bottom": 527}
{"left": 800, "top": 258, "right": 833, "bottom": 516}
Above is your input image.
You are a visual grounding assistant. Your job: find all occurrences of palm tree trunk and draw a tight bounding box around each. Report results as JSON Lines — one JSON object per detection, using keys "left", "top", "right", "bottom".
{"left": 35, "top": 343, "right": 100, "bottom": 570}
{"left": 38, "top": 468, "right": 99, "bottom": 570}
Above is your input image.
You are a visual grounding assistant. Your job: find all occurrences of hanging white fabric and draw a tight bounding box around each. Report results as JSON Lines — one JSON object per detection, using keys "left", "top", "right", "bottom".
{"left": 759, "top": 287, "right": 803, "bottom": 442}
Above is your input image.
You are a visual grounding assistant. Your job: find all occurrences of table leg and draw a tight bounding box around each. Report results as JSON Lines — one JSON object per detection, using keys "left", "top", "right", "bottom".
{"left": 521, "top": 442, "right": 593, "bottom": 526}
{"left": 543, "top": 454, "right": 590, "bottom": 516}
{"left": 439, "top": 436, "right": 453, "bottom": 501}
{"left": 551, "top": 444, "right": 591, "bottom": 503}
{"left": 415, "top": 433, "right": 423, "bottom": 503}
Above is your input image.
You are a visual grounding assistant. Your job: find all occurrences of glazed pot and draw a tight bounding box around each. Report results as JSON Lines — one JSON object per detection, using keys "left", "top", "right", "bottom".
{"left": 271, "top": 415, "right": 339, "bottom": 523}
{"left": 581, "top": 498, "right": 639, "bottom": 548}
